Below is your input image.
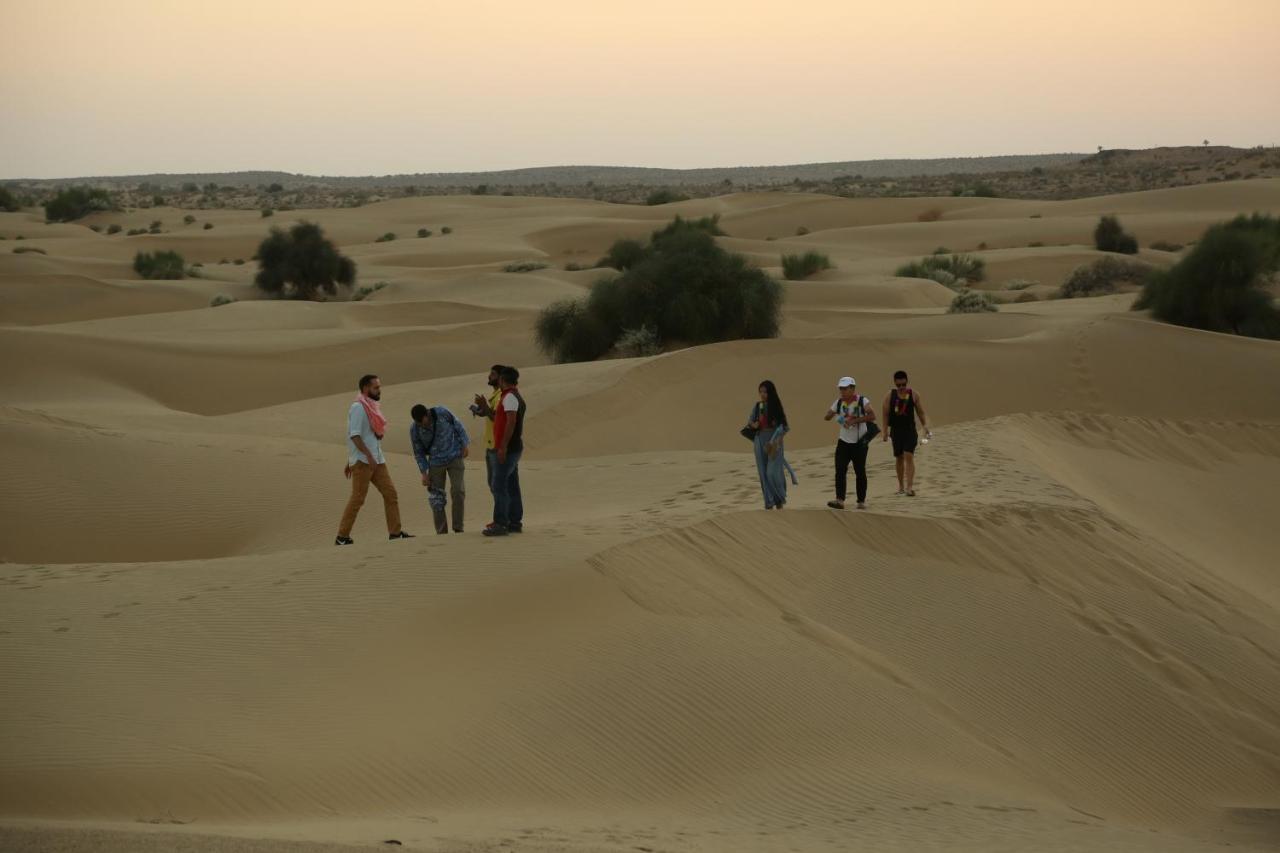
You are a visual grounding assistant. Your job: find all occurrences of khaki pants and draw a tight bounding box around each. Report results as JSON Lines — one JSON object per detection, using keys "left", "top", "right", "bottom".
{"left": 339, "top": 462, "right": 401, "bottom": 537}
{"left": 428, "top": 457, "right": 466, "bottom": 533}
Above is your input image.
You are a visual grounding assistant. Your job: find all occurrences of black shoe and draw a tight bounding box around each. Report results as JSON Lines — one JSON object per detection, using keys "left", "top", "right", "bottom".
{"left": 335, "top": 536, "right": 354, "bottom": 546}
{"left": 482, "top": 525, "right": 509, "bottom": 537}
{"left": 389, "top": 531, "right": 415, "bottom": 540}
{"left": 507, "top": 523, "right": 523, "bottom": 533}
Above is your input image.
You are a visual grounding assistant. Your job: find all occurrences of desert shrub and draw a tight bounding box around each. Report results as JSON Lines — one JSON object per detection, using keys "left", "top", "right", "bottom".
{"left": 1028, "top": 241, "right": 1045, "bottom": 247}
{"left": 106, "top": 223, "right": 122, "bottom": 235}
{"left": 503, "top": 261, "right": 549, "bottom": 273}
{"left": 895, "top": 253, "right": 985, "bottom": 285}
{"left": 653, "top": 214, "right": 725, "bottom": 239}
{"left": 148, "top": 220, "right": 162, "bottom": 234}
{"left": 254, "top": 221, "right": 356, "bottom": 300}
{"left": 151, "top": 194, "right": 165, "bottom": 207}
{"left": 614, "top": 325, "right": 662, "bottom": 357}
{"left": 1004, "top": 279, "right": 1037, "bottom": 290}
{"left": 440, "top": 226, "right": 452, "bottom": 234}
{"left": 795, "top": 226, "right": 810, "bottom": 236}
{"left": 1030, "top": 213, "right": 1043, "bottom": 219}
{"left": 261, "top": 208, "right": 274, "bottom": 218}
{"left": 45, "top": 186, "right": 113, "bottom": 222}
{"left": 203, "top": 222, "right": 214, "bottom": 230}
{"left": 952, "top": 183, "right": 998, "bottom": 198}
{"left": 1150, "top": 240, "right": 1183, "bottom": 252}
{"left": 13, "top": 246, "right": 46, "bottom": 255}
{"left": 564, "top": 261, "right": 587, "bottom": 271}
{"left": 89, "top": 224, "right": 103, "bottom": 233}
{"left": 917, "top": 208, "right": 943, "bottom": 222}
{"left": 595, "top": 238, "right": 647, "bottom": 271}
{"left": 646, "top": 189, "right": 690, "bottom": 205}
{"left": 126, "top": 228, "right": 146, "bottom": 236}
{"left": 210, "top": 294, "right": 236, "bottom": 307}
{"left": 233, "top": 258, "right": 245, "bottom": 265}
{"left": 781, "top": 251, "right": 834, "bottom": 280}
{"left": 932, "top": 246, "right": 951, "bottom": 255}
{"left": 1134, "top": 213, "right": 1280, "bottom": 339}
{"left": 948, "top": 290, "right": 997, "bottom": 313}
{"left": 417, "top": 228, "right": 431, "bottom": 238}
{"left": 535, "top": 216, "right": 782, "bottom": 363}
{"left": 183, "top": 214, "right": 196, "bottom": 225}
{"left": 0, "top": 185, "right": 20, "bottom": 212}
{"left": 1094, "top": 215, "right": 1139, "bottom": 254}
{"left": 1014, "top": 291, "right": 1040, "bottom": 303}
{"left": 133, "top": 250, "right": 186, "bottom": 279}
{"left": 375, "top": 232, "right": 396, "bottom": 242}
{"left": 1059, "top": 256, "right": 1152, "bottom": 298}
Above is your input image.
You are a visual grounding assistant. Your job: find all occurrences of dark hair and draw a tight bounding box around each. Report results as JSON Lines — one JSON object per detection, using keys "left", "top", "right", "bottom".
{"left": 410, "top": 403, "right": 429, "bottom": 422}
{"left": 893, "top": 370, "right": 908, "bottom": 381}
{"left": 500, "top": 366, "right": 520, "bottom": 385}
{"left": 358, "top": 374, "right": 378, "bottom": 391}
{"left": 490, "top": 364, "right": 505, "bottom": 374}
{"left": 758, "top": 380, "right": 788, "bottom": 427}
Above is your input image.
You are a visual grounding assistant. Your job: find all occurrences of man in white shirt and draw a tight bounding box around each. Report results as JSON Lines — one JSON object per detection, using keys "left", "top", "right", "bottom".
{"left": 336, "top": 374, "right": 412, "bottom": 545}
{"left": 823, "top": 376, "right": 876, "bottom": 510}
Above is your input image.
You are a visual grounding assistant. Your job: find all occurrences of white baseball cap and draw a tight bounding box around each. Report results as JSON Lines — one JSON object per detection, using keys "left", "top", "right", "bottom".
{"left": 837, "top": 376, "right": 856, "bottom": 387}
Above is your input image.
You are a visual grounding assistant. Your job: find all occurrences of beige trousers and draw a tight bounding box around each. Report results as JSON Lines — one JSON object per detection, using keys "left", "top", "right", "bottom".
{"left": 339, "top": 462, "right": 401, "bottom": 537}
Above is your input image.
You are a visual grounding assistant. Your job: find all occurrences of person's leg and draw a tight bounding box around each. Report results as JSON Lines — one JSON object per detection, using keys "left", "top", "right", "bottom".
{"left": 895, "top": 453, "right": 906, "bottom": 491}
{"left": 427, "top": 466, "right": 449, "bottom": 534}
{"left": 448, "top": 458, "right": 466, "bottom": 532}
{"left": 507, "top": 453, "right": 523, "bottom": 528}
{"left": 904, "top": 452, "right": 916, "bottom": 493}
{"left": 766, "top": 440, "right": 786, "bottom": 507}
{"left": 853, "top": 443, "right": 869, "bottom": 505}
{"left": 338, "top": 462, "right": 374, "bottom": 537}
{"left": 491, "top": 455, "right": 513, "bottom": 529}
{"left": 370, "top": 463, "right": 402, "bottom": 534}
{"left": 834, "top": 441, "right": 851, "bottom": 503}
{"left": 485, "top": 449, "right": 496, "bottom": 493}
{"left": 754, "top": 436, "right": 773, "bottom": 508}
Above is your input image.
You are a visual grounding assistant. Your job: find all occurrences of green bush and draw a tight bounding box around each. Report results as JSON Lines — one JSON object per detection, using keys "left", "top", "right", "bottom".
{"left": 89, "top": 224, "right": 103, "bottom": 233}
{"left": 234, "top": 258, "right": 245, "bottom": 265}
{"left": 0, "top": 185, "right": 20, "bottom": 212}
{"left": 126, "top": 228, "right": 146, "bottom": 236}
{"left": 440, "top": 226, "right": 452, "bottom": 234}
{"left": 564, "top": 261, "right": 587, "bottom": 271}
{"left": 375, "top": 232, "right": 396, "bottom": 243}
{"left": 1150, "top": 240, "right": 1183, "bottom": 252}
{"left": 534, "top": 216, "right": 782, "bottom": 363}
{"left": 1059, "top": 256, "right": 1152, "bottom": 298}
{"left": 1004, "top": 279, "right": 1038, "bottom": 290}
{"left": 13, "top": 246, "right": 46, "bottom": 255}
{"left": 210, "top": 294, "right": 236, "bottom": 307}
{"left": 203, "top": 222, "right": 214, "bottom": 230}
{"left": 646, "top": 189, "right": 690, "bottom": 205}
{"left": 133, "top": 250, "right": 186, "bottom": 279}
{"left": 948, "top": 290, "right": 997, "bottom": 313}
{"left": 1134, "top": 213, "right": 1280, "bottom": 339}
{"left": 106, "top": 223, "right": 122, "bottom": 235}
{"left": 261, "top": 208, "right": 274, "bottom": 218}
{"left": 254, "top": 221, "right": 356, "bottom": 300}
{"left": 795, "top": 226, "right": 810, "bottom": 236}
{"left": 781, "top": 251, "right": 834, "bottom": 280}
{"left": 1014, "top": 291, "right": 1040, "bottom": 303}
{"left": 45, "top": 186, "right": 113, "bottom": 222}
{"left": 148, "top": 220, "right": 162, "bottom": 234}
{"left": 1094, "top": 215, "right": 1139, "bottom": 254}
{"left": 895, "top": 253, "right": 985, "bottom": 285}
{"left": 503, "top": 261, "right": 549, "bottom": 273}
{"left": 183, "top": 214, "right": 196, "bottom": 225}
{"left": 614, "top": 325, "right": 662, "bottom": 357}
{"left": 417, "top": 228, "right": 431, "bottom": 238}
{"left": 595, "top": 238, "right": 646, "bottom": 271}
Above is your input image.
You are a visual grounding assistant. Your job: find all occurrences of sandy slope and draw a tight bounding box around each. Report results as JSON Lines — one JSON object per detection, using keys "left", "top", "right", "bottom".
{"left": 2, "top": 183, "right": 1279, "bottom": 853}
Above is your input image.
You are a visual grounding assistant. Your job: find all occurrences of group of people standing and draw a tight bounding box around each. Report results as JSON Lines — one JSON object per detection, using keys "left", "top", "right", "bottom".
{"left": 335, "top": 364, "right": 527, "bottom": 545}
{"left": 748, "top": 371, "right": 931, "bottom": 511}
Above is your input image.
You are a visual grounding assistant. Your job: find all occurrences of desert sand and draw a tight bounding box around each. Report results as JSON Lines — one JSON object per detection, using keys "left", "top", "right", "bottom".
{"left": 2, "top": 181, "right": 1279, "bottom": 852}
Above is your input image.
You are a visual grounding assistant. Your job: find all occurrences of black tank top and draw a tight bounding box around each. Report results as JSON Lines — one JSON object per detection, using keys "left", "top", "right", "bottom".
{"left": 888, "top": 390, "right": 916, "bottom": 432}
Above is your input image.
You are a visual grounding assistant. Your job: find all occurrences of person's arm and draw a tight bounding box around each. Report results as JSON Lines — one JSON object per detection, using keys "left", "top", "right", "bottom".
{"left": 351, "top": 435, "right": 376, "bottom": 467}
{"left": 410, "top": 425, "right": 429, "bottom": 474}
{"left": 882, "top": 393, "right": 893, "bottom": 439}
{"left": 824, "top": 401, "right": 837, "bottom": 422}
{"left": 914, "top": 392, "right": 929, "bottom": 432}
{"left": 498, "top": 414, "right": 517, "bottom": 462}
{"left": 348, "top": 405, "right": 376, "bottom": 466}
{"left": 859, "top": 398, "right": 876, "bottom": 423}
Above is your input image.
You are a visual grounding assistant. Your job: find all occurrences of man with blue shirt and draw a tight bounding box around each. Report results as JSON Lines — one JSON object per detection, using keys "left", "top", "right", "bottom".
{"left": 410, "top": 402, "right": 471, "bottom": 534}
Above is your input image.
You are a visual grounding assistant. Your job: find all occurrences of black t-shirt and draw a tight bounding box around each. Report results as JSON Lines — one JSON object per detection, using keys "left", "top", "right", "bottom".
{"left": 888, "top": 390, "right": 916, "bottom": 432}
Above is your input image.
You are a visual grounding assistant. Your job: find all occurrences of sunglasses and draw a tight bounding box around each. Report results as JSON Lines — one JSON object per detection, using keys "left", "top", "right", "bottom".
{"left": 895, "top": 381, "right": 907, "bottom": 387}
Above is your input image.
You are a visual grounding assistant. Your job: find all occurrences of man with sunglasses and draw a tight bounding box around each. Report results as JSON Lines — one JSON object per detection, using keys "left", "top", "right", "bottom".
{"left": 883, "top": 370, "right": 931, "bottom": 496}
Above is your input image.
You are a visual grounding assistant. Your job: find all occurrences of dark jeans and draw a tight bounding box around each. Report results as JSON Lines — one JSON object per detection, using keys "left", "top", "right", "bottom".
{"left": 485, "top": 448, "right": 496, "bottom": 493}
{"left": 835, "top": 440, "right": 868, "bottom": 503}
{"left": 491, "top": 449, "right": 523, "bottom": 529}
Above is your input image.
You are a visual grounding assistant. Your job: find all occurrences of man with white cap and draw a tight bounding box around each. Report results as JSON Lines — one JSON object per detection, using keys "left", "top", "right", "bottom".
{"left": 823, "top": 376, "right": 876, "bottom": 510}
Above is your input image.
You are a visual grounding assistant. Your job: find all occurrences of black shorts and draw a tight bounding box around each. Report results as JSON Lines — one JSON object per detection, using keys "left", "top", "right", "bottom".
{"left": 891, "top": 430, "right": 918, "bottom": 457}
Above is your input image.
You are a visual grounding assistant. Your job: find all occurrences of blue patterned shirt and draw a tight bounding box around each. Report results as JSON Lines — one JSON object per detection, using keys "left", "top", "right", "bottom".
{"left": 409, "top": 406, "right": 470, "bottom": 471}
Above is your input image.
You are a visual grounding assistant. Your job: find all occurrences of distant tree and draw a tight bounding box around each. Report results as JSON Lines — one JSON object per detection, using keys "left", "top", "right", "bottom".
{"left": 152, "top": 194, "right": 165, "bottom": 207}
{"left": 646, "top": 188, "right": 690, "bottom": 205}
{"left": 267, "top": 182, "right": 284, "bottom": 193}
{"left": 0, "top": 185, "right": 19, "bottom": 212}
{"left": 1094, "top": 215, "right": 1139, "bottom": 254}
{"left": 254, "top": 221, "right": 356, "bottom": 300}
{"left": 182, "top": 182, "right": 199, "bottom": 193}
{"left": 133, "top": 250, "right": 186, "bottom": 280}
{"left": 261, "top": 208, "right": 274, "bottom": 218}
{"left": 472, "top": 184, "right": 490, "bottom": 195}
{"left": 44, "top": 186, "right": 113, "bottom": 222}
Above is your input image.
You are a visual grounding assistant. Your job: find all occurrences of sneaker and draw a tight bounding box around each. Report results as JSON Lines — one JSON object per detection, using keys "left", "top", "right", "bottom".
{"left": 482, "top": 525, "right": 509, "bottom": 537}
{"left": 453, "top": 528, "right": 464, "bottom": 534}
{"left": 856, "top": 502, "right": 867, "bottom": 510}
{"left": 334, "top": 535, "right": 354, "bottom": 546}
{"left": 827, "top": 500, "right": 845, "bottom": 510}
{"left": 507, "top": 523, "right": 522, "bottom": 533}
{"left": 389, "top": 531, "right": 415, "bottom": 540}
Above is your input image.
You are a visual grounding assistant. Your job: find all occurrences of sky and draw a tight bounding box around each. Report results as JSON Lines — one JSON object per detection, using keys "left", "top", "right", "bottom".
{"left": 2, "top": 0, "right": 1278, "bottom": 178}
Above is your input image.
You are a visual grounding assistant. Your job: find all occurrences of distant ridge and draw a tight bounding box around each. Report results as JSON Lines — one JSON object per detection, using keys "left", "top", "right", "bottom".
{"left": 10, "top": 154, "right": 1086, "bottom": 188}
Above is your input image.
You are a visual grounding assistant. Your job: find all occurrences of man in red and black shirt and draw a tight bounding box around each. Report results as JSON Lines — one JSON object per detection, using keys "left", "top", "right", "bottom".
{"left": 483, "top": 366, "right": 527, "bottom": 536}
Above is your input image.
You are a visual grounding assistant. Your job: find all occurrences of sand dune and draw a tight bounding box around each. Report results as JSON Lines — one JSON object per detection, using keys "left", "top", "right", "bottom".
{"left": 2, "top": 184, "right": 1278, "bottom": 853}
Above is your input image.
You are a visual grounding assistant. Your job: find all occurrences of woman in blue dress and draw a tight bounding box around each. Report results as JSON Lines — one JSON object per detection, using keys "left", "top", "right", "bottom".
{"left": 748, "top": 380, "right": 791, "bottom": 509}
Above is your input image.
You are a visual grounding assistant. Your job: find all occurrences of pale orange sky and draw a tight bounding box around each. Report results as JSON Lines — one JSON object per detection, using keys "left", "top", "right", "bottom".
{"left": 2, "top": 0, "right": 1277, "bottom": 178}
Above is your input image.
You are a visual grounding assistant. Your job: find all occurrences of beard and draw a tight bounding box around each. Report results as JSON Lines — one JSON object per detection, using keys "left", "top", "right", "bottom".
{"left": 369, "top": 390, "right": 381, "bottom": 401}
